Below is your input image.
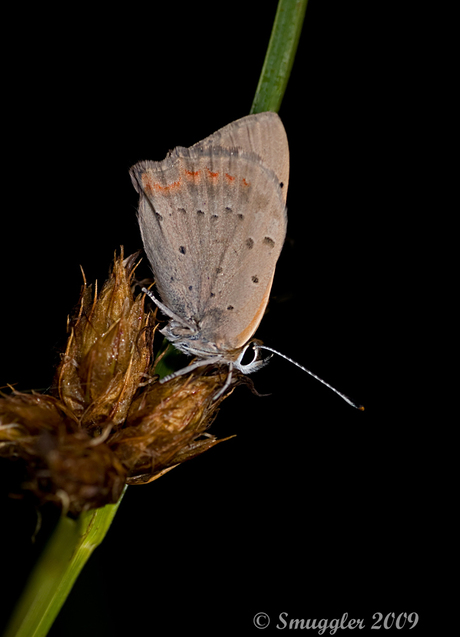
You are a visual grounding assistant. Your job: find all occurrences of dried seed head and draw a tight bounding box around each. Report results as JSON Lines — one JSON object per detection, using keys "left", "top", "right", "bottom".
{"left": 55, "top": 250, "right": 154, "bottom": 436}
{"left": 110, "top": 369, "right": 239, "bottom": 484}
{"left": 1, "top": 251, "right": 241, "bottom": 513}
{"left": 0, "top": 392, "right": 126, "bottom": 514}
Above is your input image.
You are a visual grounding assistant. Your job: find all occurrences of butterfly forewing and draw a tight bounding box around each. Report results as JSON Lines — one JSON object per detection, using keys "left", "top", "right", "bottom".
{"left": 193, "top": 112, "right": 289, "bottom": 202}
{"left": 130, "top": 113, "right": 289, "bottom": 352}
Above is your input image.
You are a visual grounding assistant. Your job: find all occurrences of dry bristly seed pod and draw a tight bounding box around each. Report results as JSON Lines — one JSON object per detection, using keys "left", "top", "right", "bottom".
{"left": 0, "top": 250, "right": 240, "bottom": 515}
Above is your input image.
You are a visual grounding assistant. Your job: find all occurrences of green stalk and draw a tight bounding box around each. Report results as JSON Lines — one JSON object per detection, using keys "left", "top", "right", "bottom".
{"left": 3, "top": 489, "right": 127, "bottom": 637}
{"left": 251, "top": 0, "right": 308, "bottom": 114}
{"left": 4, "top": 2, "right": 307, "bottom": 635}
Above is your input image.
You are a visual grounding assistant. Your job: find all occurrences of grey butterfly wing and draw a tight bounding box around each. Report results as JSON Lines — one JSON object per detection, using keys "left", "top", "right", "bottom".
{"left": 193, "top": 112, "right": 289, "bottom": 202}
{"left": 130, "top": 114, "right": 288, "bottom": 352}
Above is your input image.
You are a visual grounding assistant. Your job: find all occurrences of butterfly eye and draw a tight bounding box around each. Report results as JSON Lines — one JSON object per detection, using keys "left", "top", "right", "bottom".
{"left": 235, "top": 341, "right": 272, "bottom": 375}
{"left": 238, "top": 344, "right": 255, "bottom": 367}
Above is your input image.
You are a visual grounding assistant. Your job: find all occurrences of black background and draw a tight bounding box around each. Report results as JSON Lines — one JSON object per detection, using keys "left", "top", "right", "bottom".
{"left": 1, "top": 1, "right": 434, "bottom": 635}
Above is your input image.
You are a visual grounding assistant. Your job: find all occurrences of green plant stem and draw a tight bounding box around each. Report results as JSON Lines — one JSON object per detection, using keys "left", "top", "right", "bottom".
{"left": 4, "top": 2, "right": 307, "bottom": 635}
{"left": 251, "top": 0, "right": 308, "bottom": 114}
{"left": 3, "top": 488, "right": 127, "bottom": 637}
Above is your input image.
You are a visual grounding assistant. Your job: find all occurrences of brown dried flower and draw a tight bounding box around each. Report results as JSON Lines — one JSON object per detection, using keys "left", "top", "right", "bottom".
{"left": 0, "top": 393, "right": 126, "bottom": 513}
{"left": 0, "top": 251, "right": 239, "bottom": 514}
{"left": 113, "top": 371, "right": 236, "bottom": 485}
{"left": 55, "top": 251, "right": 153, "bottom": 435}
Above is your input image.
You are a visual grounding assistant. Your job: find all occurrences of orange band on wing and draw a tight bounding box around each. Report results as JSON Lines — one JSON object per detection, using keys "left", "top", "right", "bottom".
{"left": 142, "top": 173, "right": 182, "bottom": 194}
{"left": 141, "top": 165, "right": 250, "bottom": 194}
{"left": 185, "top": 169, "right": 202, "bottom": 181}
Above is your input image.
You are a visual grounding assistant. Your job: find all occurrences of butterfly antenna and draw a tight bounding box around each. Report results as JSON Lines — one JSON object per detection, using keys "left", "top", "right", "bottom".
{"left": 255, "top": 345, "right": 364, "bottom": 410}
